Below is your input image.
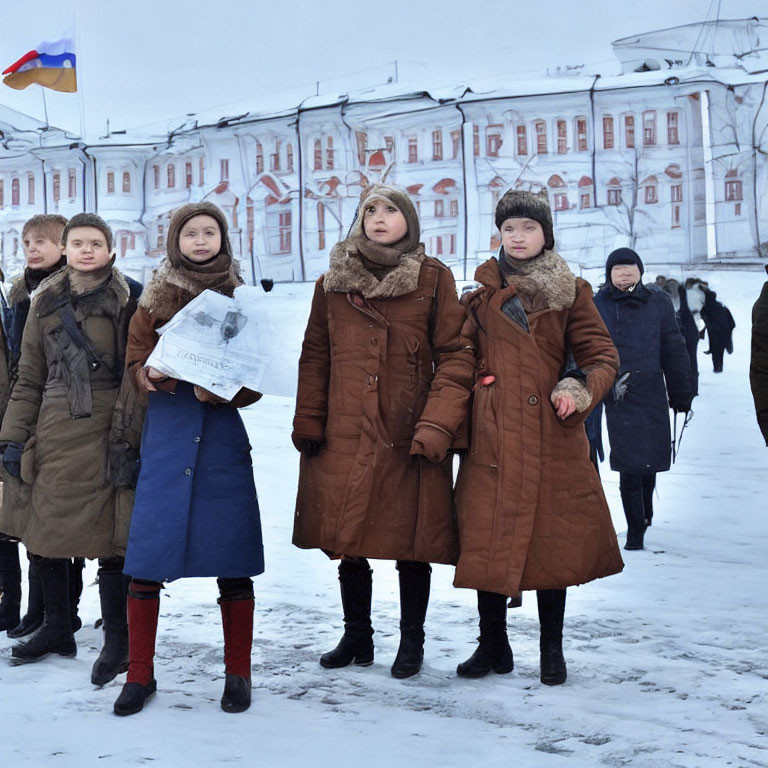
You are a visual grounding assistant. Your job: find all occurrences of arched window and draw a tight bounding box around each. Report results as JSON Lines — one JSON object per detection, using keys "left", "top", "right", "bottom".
{"left": 607, "top": 177, "right": 622, "bottom": 206}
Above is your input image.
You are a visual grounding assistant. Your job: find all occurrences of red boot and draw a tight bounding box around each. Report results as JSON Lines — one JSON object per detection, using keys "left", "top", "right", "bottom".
{"left": 219, "top": 597, "right": 254, "bottom": 713}
{"left": 113, "top": 581, "right": 160, "bottom": 716}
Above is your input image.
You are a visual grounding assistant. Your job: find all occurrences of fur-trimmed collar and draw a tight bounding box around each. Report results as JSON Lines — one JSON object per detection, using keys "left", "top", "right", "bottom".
{"left": 475, "top": 251, "right": 577, "bottom": 312}
{"left": 33, "top": 266, "right": 131, "bottom": 320}
{"left": 8, "top": 274, "right": 29, "bottom": 308}
{"left": 323, "top": 242, "right": 426, "bottom": 299}
{"left": 138, "top": 258, "right": 242, "bottom": 324}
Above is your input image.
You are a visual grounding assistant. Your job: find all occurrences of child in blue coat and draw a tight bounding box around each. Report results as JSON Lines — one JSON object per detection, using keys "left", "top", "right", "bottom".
{"left": 114, "top": 202, "right": 264, "bottom": 717}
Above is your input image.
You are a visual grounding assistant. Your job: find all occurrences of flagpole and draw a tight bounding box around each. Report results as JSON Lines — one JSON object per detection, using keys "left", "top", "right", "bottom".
{"left": 73, "top": 11, "right": 85, "bottom": 139}
{"left": 39, "top": 85, "right": 50, "bottom": 129}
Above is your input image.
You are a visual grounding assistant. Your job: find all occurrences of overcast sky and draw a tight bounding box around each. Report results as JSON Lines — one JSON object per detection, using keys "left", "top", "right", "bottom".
{"left": 0, "top": 0, "right": 763, "bottom": 139}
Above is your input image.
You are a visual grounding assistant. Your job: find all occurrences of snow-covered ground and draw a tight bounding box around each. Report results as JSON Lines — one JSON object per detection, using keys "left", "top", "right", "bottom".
{"left": 1, "top": 267, "right": 766, "bottom": 768}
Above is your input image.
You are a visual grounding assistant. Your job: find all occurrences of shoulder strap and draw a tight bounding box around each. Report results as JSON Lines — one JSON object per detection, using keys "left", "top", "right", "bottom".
{"left": 57, "top": 303, "right": 120, "bottom": 383}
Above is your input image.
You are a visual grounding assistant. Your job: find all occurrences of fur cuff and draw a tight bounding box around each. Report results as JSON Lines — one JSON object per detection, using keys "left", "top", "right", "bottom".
{"left": 551, "top": 377, "right": 592, "bottom": 413}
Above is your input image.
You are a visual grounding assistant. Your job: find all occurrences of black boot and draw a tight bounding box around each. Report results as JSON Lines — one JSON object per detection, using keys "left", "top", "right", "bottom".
{"left": 11, "top": 557, "right": 76, "bottom": 664}
{"left": 91, "top": 561, "right": 130, "bottom": 686}
{"left": 69, "top": 558, "right": 84, "bottom": 633}
{"left": 620, "top": 481, "right": 646, "bottom": 551}
{"left": 8, "top": 555, "right": 44, "bottom": 638}
{"left": 320, "top": 559, "right": 374, "bottom": 668}
{"left": 390, "top": 561, "right": 431, "bottom": 679}
{"left": 0, "top": 538, "right": 21, "bottom": 632}
{"left": 538, "top": 589, "right": 567, "bottom": 686}
{"left": 457, "top": 590, "right": 514, "bottom": 678}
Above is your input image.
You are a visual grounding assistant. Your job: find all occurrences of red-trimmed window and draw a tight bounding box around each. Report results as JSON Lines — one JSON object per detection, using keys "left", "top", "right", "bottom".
{"left": 451, "top": 130, "right": 461, "bottom": 159}
{"left": 667, "top": 112, "right": 680, "bottom": 145}
{"left": 185, "top": 162, "right": 193, "bottom": 188}
{"left": 625, "top": 115, "right": 635, "bottom": 148}
{"left": 317, "top": 202, "right": 325, "bottom": 250}
{"left": 11, "top": 177, "right": 19, "bottom": 206}
{"left": 271, "top": 141, "right": 281, "bottom": 172}
{"left": 199, "top": 156, "right": 205, "bottom": 186}
{"left": 644, "top": 184, "right": 658, "bottom": 204}
{"left": 356, "top": 132, "right": 367, "bottom": 165}
{"left": 326, "top": 136, "right": 334, "bottom": 169}
{"left": 535, "top": 120, "right": 547, "bottom": 154}
{"left": 643, "top": 111, "right": 656, "bottom": 146}
{"left": 0, "top": 180, "right": 5, "bottom": 208}
{"left": 725, "top": 179, "right": 742, "bottom": 201}
{"left": 287, "top": 143, "right": 294, "bottom": 172}
{"left": 553, "top": 192, "right": 568, "bottom": 211}
{"left": 313, "top": 140, "right": 322, "bottom": 171}
{"left": 603, "top": 116, "right": 614, "bottom": 149}
{"left": 123, "top": 171, "right": 131, "bottom": 194}
{"left": 167, "top": 164, "right": 175, "bottom": 189}
{"left": 517, "top": 125, "right": 527, "bottom": 155}
{"left": 671, "top": 184, "right": 683, "bottom": 203}
{"left": 408, "top": 137, "right": 418, "bottom": 163}
{"left": 434, "top": 199, "right": 444, "bottom": 217}
{"left": 575, "top": 117, "right": 588, "bottom": 151}
{"left": 220, "top": 159, "right": 229, "bottom": 182}
{"left": 68, "top": 168, "right": 76, "bottom": 198}
{"left": 580, "top": 192, "right": 592, "bottom": 209}
{"left": 157, "top": 224, "right": 165, "bottom": 248}
{"left": 432, "top": 130, "right": 443, "bottom": 161}
{"left": 487, "top": 125, "right": 503, "bottom": 157}
{"left": 107, "top": 171, "right": 115, "bottom": 194}
{"left": 449, "top": 199, "right": 459, "bottom": 217}
{"left": 27, "top": 174, "right": 34, "bottom": 205}
{"left": 449, "top": 234, "right": 456, "bottom": 254}
{"left": 52, "top": 174, "right": 60, "bottom": 203}
{"left": 153, "top": 165, "right": 160, "bottom": 189}
{"left": 557, "top": 120, "right": 567, "bottom": 154}
{"left": 279, "top": 211, "right": 291, "bottom": 252}
{"left": 256, "top": 142, "right": 264, "bottom": 174}
{"left": 473, "top": 125, "right": 480, "bottom": 156}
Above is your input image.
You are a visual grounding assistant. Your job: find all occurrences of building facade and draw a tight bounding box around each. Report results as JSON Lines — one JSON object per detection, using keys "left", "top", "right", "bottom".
{"left": 1, "top": 18, "right": 766, "bottom": 283}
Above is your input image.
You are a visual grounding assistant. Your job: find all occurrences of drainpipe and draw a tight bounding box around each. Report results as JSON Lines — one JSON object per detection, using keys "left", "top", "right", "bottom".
{"left": 455, "top": 102, "right": 470, "bottom": 281}
{"left": 588, "top": 75, "right": 600, "bottom": 206}
{"left": 28, "top": 149, "right": 48, "bottom": 214}
{"left": 294, "top": 101, "right": 307, "bottom": 281}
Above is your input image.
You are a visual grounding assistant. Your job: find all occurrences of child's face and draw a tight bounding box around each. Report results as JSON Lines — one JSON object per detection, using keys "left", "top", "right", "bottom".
{"left": 500, "top": 217, "right": 545, "bottom": 261}
{"left": 611, "top": 264, "right": 641, "bottom": 291}
{"left": 179, "top": 214, "right": 222, "bottom": 263}
{"left": 362, "top": 199, "right": 408, "bottom": 246}
{"left": 64, "top": 227, "right": 112, "bottom": 272}
{"left": 23, "top": 230, "right": 62, "bottom": 271}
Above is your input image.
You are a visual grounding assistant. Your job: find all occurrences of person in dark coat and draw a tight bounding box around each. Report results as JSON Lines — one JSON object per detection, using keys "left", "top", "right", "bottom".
{"left": 750, "top": 265, "right": 768, "bottom": 444}
{"left": 594, "top": 248, "right": 693, "bottom": 550}
{"left": 700, "top": 284, "right": 736, "bottom": 373}
{"left": 114, "top": 202, "right": 264, "bottom": 718}
{"left": 661, "top": 278, "right": 700, "bottom": 397}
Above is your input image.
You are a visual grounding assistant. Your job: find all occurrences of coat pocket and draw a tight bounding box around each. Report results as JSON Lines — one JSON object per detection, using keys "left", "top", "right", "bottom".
{"left": 20, "top": 435, "right": 38, "bottom": 485}
{"left": 469, "top": 383, "right": 499, "bottom": 467}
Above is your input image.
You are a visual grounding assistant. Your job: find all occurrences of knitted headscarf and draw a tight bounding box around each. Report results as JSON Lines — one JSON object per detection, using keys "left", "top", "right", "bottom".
{"left": 140, "top": 202, "right": 241, "bottom": 324}
{"left": 346, "top": 184, "right": 421, "bottom": 267}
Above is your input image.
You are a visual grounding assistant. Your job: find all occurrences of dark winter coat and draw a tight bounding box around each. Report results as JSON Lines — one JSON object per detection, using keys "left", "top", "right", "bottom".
{"left": 454, "top": 255, "right": 623, "bottom": 596}
{"left": 701, "top": 288, "right": 735, "bottom": 353}
{"left": 675, "top": 287, "right": 700, "bottom": 397}
{"left": 0, "top": 267, "right": 140, "bottom": 558}
{"left": 120, "top": 304, "right": 264, "bottom": 583}
{"left": 292, "top": 244, "right": 474, "bottom": 564}
{"left": 594, "top": 281, "right": 693, "bottom": 473}
{"left": 750, "top": 272, "right": 768, "bottom": 444}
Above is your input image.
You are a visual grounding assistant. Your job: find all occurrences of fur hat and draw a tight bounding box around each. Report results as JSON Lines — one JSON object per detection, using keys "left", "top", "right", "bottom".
{"left": 62, "top": 213, "right": 113, "bottom": 252}
{"left": 348, "top": 184, "right": 420, "bottom": 253}
{"left": 167, "top": 201, "right": 233, "bottom": 273}
{"left": 495, "top": 189, "right": 555, "bottom": 250}
{"left": 606, "top": 247, "right": 644, "bottom": 280}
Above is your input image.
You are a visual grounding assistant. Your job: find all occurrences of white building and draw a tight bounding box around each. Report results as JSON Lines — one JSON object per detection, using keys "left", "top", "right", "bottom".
{"left": 1, "top": 17, "right": 766, "bottom": 283}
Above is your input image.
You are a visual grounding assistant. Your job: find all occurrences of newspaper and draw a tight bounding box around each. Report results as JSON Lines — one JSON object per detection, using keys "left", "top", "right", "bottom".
{"left": 145, "top": 285, "right": 296, "bottom": 399}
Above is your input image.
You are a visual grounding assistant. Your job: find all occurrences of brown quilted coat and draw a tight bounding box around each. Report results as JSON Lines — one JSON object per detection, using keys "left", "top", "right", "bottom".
{"left": 292, "top": 250, "right": 474, "bottom": 564}
{"left": 455, "top": 257, "right": 624, "bottom": 595}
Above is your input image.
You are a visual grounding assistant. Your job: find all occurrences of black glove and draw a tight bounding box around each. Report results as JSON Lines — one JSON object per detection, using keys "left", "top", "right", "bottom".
{"left": 260, "top": 279, "right": 274, "bottom": 293}
{"left": 670, "top": 397, "right": 692, "bottom": 414}
{"left": 1, "top": 442, "right": 24, "bottom": 479}
{"left": 300, "top": 439, "right": 322, "bottom": 458}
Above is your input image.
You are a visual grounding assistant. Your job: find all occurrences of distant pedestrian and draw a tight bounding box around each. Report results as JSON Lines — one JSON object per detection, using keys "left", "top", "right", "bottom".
{"left": 750, "top": 266, "right": 768, "bottom": 444}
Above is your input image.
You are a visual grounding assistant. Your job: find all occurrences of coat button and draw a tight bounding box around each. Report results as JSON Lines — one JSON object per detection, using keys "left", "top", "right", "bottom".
{"left": 184, "top": 468, "right": 192, "bottom": 476}
{"left": 193, "top": 436, "right": 201, "bottom": 443}
{"left": 528, "top": 394, "right": 539, "bottom": 405}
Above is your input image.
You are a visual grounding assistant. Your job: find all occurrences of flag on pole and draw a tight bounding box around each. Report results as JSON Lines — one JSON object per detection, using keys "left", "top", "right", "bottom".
{"left": 2, "top": 38, "right": 76, "bottom": 93}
